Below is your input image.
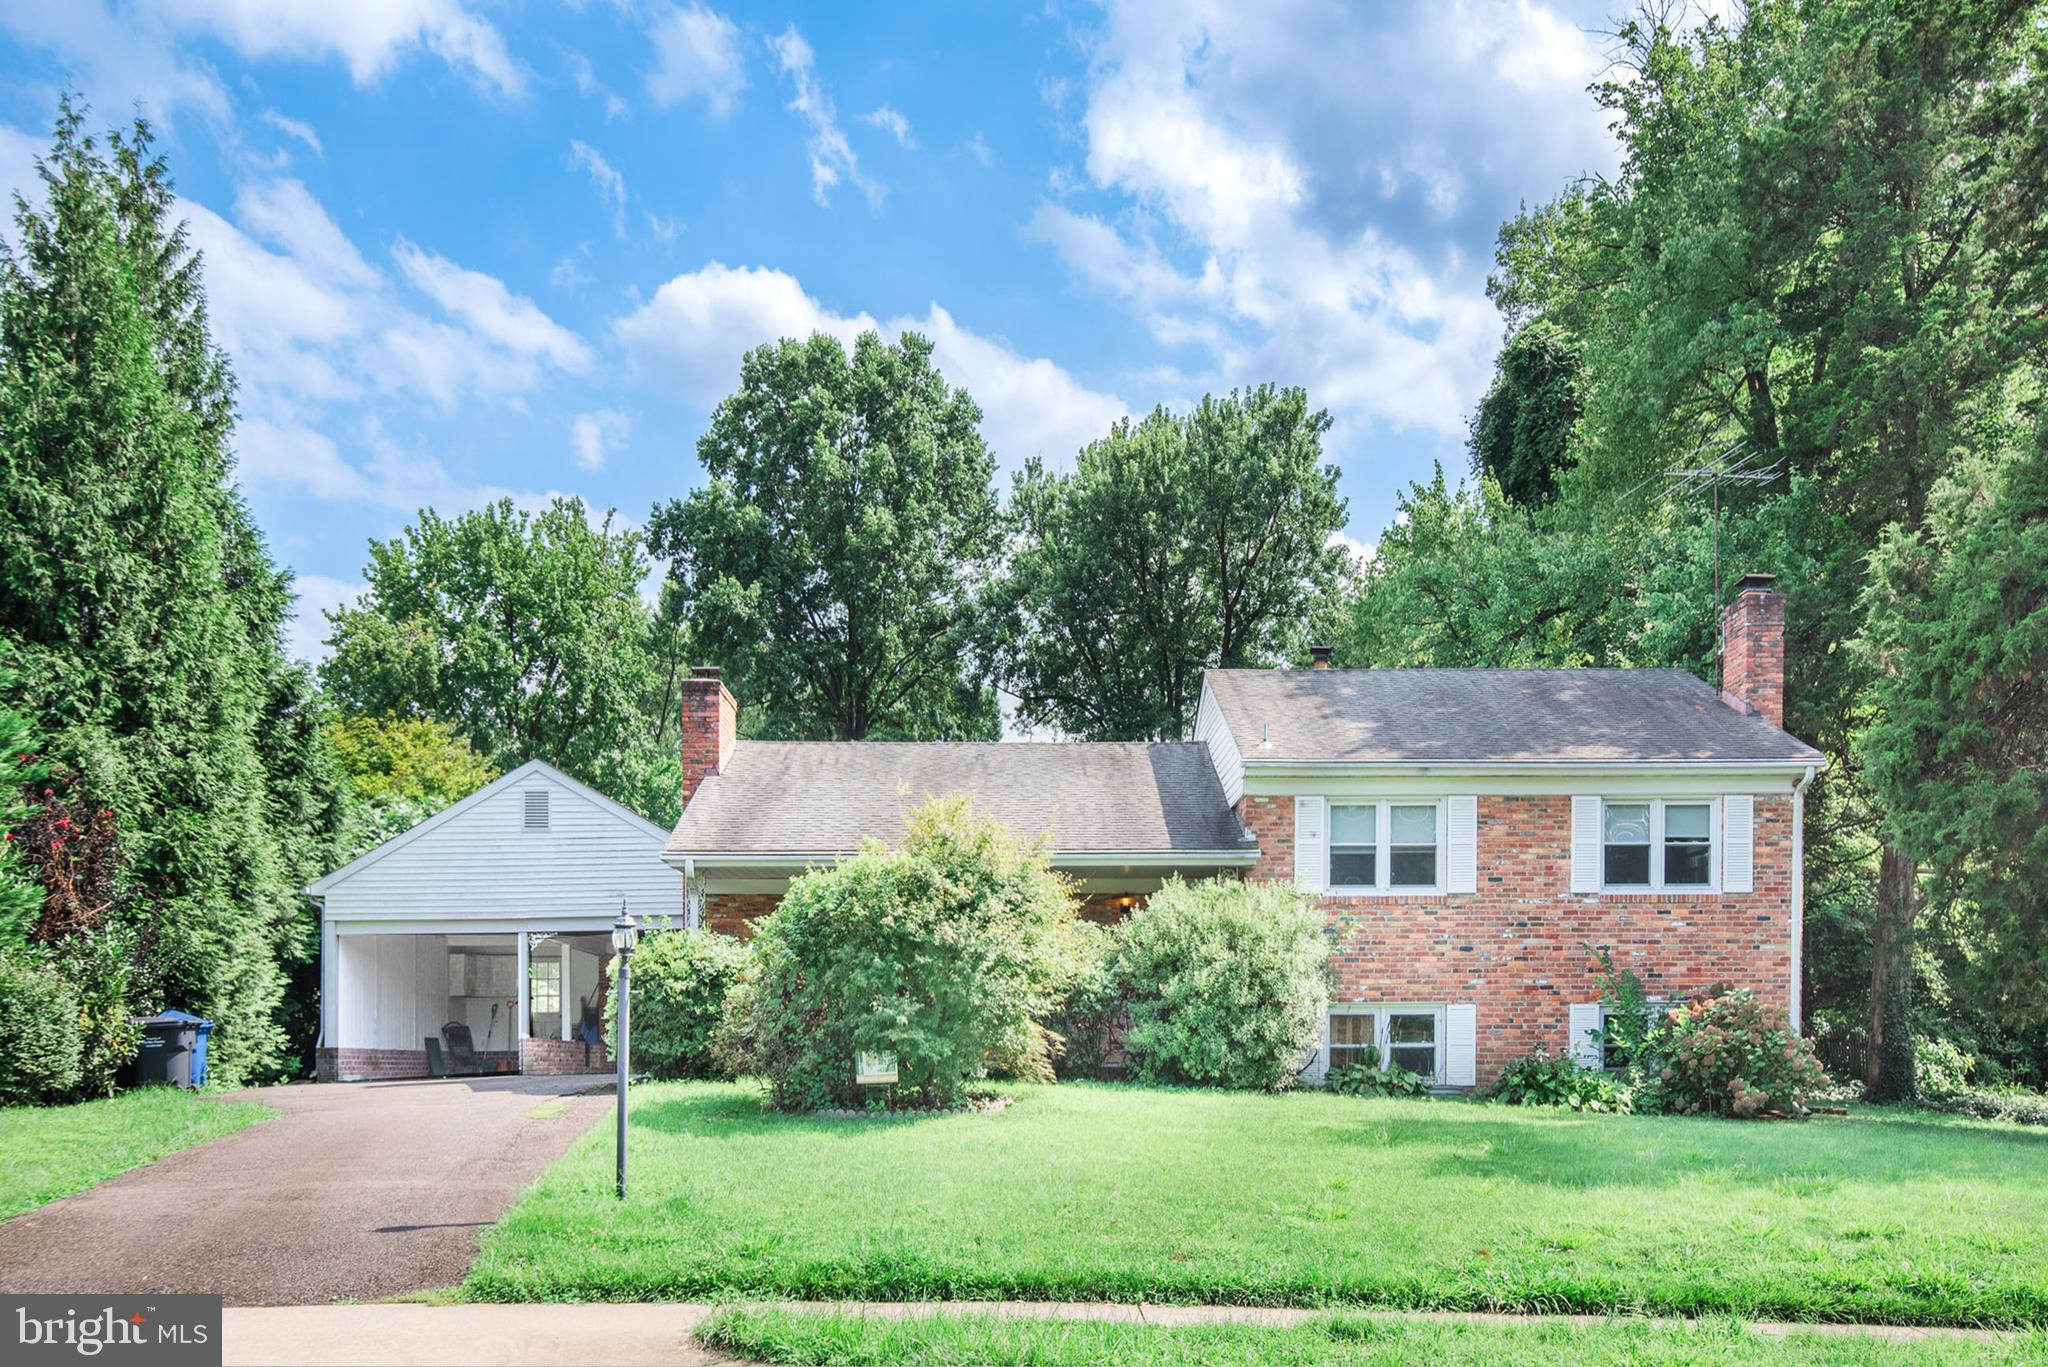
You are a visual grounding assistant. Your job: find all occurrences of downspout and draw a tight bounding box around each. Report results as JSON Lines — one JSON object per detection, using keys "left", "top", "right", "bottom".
{"left": 683, "top": 857, "right": 698, "bottom": 931}
{"left": 1791, "top": 764, "right": 1817, "bottom": 1034}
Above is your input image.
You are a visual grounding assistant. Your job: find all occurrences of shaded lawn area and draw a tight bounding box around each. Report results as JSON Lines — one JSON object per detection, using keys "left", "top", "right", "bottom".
{"left": 464, "top": 1082, "right": 2048, "bottom": 1327}
{"left": 698, "top": 1308, "right": 2048, "bottom": 1367}
{"left": 0, "top": 1088, "right": 271, "bottom": 1222}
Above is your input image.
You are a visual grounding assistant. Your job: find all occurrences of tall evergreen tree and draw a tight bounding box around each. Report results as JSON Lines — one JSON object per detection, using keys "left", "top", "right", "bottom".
{"left": 0, "top": 102, "right": 344, "bottom": 1083}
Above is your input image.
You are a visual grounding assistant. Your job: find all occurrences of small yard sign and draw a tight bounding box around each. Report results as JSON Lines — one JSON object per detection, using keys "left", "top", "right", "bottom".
{"left": 856, "top": 1052, "right": 898, "bottom": 1085}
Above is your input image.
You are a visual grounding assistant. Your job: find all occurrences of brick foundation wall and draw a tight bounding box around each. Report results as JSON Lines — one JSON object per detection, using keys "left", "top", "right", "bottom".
{"left": 1239, "top": 792, "right": 1796, "bottom": 1084}
{"left": 314, "top": 1047, "right": 517, "bottom": 1082}
{"left": 519, "top": 1036, "right": 612, "bottom": 1075}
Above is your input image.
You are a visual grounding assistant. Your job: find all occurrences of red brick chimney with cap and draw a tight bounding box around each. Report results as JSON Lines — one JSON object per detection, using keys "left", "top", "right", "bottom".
{"left": 1721, "top": 573, "right": 1786, "bottom": 727}
{"left": 1309, "top": 645, "right": 1333, "bottom": 670}
{"left": 679, "top": 665, "right": 737, "bottom": 808}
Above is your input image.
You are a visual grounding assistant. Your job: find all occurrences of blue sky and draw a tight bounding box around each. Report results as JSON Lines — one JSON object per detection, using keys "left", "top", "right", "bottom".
{"left": 0, "top": 1, "right": 1621, "bottom": 661}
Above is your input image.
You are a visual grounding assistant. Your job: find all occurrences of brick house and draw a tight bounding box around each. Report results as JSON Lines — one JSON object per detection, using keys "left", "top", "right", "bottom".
{"left": 664, "top": 574, "right": 1822, "bottom": 1090}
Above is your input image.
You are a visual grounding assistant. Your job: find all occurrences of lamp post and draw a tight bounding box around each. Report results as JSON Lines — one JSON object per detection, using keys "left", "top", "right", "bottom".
{"left": 611, "top": 903, "right": 639, "bottom": 1200}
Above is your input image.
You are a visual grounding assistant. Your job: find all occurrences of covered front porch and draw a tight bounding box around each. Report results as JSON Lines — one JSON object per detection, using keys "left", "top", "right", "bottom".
{"left": 316, "top": 918, "right": 621, "bottom": 1083}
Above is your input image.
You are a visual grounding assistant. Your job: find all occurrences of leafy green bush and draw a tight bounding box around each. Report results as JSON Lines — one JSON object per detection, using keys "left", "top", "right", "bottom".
{"left": 1482, "top": 1051, "right": 1633, "bottom": 1113}
{"left": 59, "top": 931, "right": 140, "bottom": 1098}
{"left": 1112, "top": 877, "right": 1328, "bottom": 1092}
{"left": 0, "top": 948, "right": 84, "bottom": 1105}
{"left": 1043, "top": 917, "right": 1121, "bottom": 1079}
{"left": 1915, "top": 1036, "right": 1975, "bottom": 1094}
{"left": 1657, "top": 991, "right": 1827, "bottom": 1117}
{"left": 609, "top": 927, "right": 747, "bottom": 1080}
{"left": 1913, "top": 1084, "right": 2048, "bottom": 1125}
{"left": 1325, "top": 1051, "right": 1430, "bottom": 1098}
{"left": 716, "top": 798, "right": 1077, "bottom": 1111}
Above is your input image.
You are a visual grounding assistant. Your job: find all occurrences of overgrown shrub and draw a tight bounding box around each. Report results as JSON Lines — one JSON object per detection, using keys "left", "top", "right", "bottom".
{"left": 716, "top": 798, "right": 1077, "bottom": 1111}
{"left": 0, "top": 948, "right": 83, "bottom": 1104}
{"left": 58, "top": 930, "right": 141, "bottom": 1097}
{"left": 1657, "top": 990, "right": 1827, "bottom": 1117}
{"left": 1914, "top": 1085, "right": 2048, "bottom": 1125}
{"left": 1325, "top": 1050, "right": 1430, "bottom": 1098}
{"left": 609, "top": 927, "right": 747, "bottom": 1080}
{"left": 1482, "top": 1050, "right": 1633, "bottom": 1113}
{"left": 1113, "top": 877, "right": 1328, "bottom": 1092}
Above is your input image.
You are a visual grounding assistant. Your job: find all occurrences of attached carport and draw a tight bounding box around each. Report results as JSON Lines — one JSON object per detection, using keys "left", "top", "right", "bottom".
{"left": 307, "top": 760, "right": 682, "bottom": 1082}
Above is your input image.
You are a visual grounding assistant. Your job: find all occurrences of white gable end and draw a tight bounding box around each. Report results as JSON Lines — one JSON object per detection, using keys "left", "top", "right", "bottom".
{"left": 311, "top": 761, "right": 682, "bottom": 927}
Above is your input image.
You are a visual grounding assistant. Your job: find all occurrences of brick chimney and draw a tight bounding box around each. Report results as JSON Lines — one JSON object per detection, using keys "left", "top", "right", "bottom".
{"left": 679, "top": 666, "right": 737, "bottom": 808}
{"left": 1721, "top": 573, "right": 1785, "bottom": 727}
{"left": 1309, "top": 646, "right": 1333, "bottom": 670}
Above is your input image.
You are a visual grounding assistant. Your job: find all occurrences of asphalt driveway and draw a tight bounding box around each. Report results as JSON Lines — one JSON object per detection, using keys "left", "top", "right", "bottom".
{"left": 0, "top": 1074, "right": 612, "bottom": 1305}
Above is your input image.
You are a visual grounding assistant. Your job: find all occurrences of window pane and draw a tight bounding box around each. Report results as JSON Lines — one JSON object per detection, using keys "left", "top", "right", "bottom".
{"left": 1330, "top": 850, "right": 1377, "bottom": 886}
{"left": 1604, "top": 802, "right": 1650, "bottom": 844}
{"left": 1388, "top": 1013, "right": 1436, "bottom": 1045}
{"left": 1390, "top": 1045, "right": 1436, "bottom": 1077}
{"left": 1389, "top": 848, "right": 1437, "bottom": 886}
{"left": 1330, "top": 804, "right": 1376, "bottom": 845}
{"left": 1665, "top": 842, "right": 1711, "bottom": 886}
{"left": 1330, "top": 1046, "right": 1373, "bottom": 1070}
{"left": 1604, "top": 843, "right": 1650, "bottom": 886}
{"left": 1664, "top": 803, "right": 1710, "bottom": 839}
{"left": 1331, "top": 1014, "right": 1374, "bottom": 1046}
{"left": 1390, "top": 804, "right": 1437, "bottom": 844}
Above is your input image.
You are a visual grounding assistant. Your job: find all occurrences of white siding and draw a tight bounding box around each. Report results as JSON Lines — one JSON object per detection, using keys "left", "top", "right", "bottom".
{"left": 1193, "top": 680, "right": 1245, "bottom": 808}
{"left": 335, "top": 933, "right": 451, "bottom": 1051}
{"left": 318, "top": 765, "right": 683, "bottom": 927}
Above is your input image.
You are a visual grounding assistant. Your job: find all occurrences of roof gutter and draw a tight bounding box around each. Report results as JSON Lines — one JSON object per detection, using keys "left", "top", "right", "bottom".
{"left": 1241, "top": 757, "right": 1827, "bottom": 775}
{"left": 663, "top": 848, "right": 1262, "bottom": 871}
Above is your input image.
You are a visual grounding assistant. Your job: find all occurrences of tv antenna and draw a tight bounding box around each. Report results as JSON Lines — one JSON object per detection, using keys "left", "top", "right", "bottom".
{"left": 1657, "top": 441, "right": 1783, "bottom": 685}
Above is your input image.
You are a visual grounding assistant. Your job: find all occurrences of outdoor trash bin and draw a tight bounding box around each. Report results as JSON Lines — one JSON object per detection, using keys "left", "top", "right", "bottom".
{"left": 135, "top": 1010, "right": 214, "bottom": 1089}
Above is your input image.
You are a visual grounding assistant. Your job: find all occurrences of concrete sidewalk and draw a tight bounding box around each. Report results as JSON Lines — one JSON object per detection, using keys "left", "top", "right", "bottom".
{"left": 221, "top": 1301, "right": 2014, "bottom": 1366}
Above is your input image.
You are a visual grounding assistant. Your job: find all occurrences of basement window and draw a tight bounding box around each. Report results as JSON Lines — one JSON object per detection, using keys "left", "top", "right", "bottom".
{"left": 523, "top": 788, "right": 551, "bottom": 831}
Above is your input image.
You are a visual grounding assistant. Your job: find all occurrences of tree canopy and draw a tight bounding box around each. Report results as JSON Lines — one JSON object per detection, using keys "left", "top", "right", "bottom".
{"left": 648, "top": 331, "right": 1004, "bottom": 742}
{"left": 990, "top": 386, "right": 1351, "bottom": 740}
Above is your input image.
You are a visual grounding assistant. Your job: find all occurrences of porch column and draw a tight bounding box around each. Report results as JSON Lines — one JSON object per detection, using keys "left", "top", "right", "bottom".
{"left": 515, "top": 930, "right": 530, "bottom": 1041}
{"left": 318, "top": 913, "right": 338, "bottom": 1049}
{"left": 560, "top": 938, "right": 573, "bottom": 1041}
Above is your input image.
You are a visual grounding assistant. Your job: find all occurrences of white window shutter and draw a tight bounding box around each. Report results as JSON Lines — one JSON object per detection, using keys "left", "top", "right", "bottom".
{"left": 1445, "top": 1003, "right": 1477, "bottom": 1087}
{"left": 1570, "top": 796, "right": 1602, "bottom": 893}
{"left": 1723, "top": 794, "right": 1755, "bottom": 893}
{"left": 1568, "top": 1002, "right": 1604, "bottom": 1069}
{"left": 1293, "top": 796, "right": 1327, "bottom": 892}
{"left": 1447, "top": 796, "right": 1478, "bottom": 894}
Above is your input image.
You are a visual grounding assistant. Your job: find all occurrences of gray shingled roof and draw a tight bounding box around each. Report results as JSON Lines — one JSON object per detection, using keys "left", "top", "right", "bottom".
{"left": 665, "top": 741, "right": 1254, "bottom": 858}
{"left": 1205, "top": 667, "right": 1823, "bottom": 765}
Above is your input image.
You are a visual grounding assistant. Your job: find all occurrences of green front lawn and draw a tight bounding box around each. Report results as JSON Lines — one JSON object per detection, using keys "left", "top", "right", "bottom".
{"left": 465, "top": 1081, "right": 2048, "bottom": 1326}
{"left": 0, "top": 1088, "right": 272, "bottom": 1222}
{"left": 699, "top": 1308, "right": 2048, "bottom": 1367}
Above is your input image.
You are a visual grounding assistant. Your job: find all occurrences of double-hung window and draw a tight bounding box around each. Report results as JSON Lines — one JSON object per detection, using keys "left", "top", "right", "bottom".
{"left": 1601, "top": 799, "right": 1716, "bottom": 891}
{"left": 1328, "top": 1006, "right": 1445, "bottom": 1084}
{"left": 1327, "top": 800, "right": 1442, "bottom": 893}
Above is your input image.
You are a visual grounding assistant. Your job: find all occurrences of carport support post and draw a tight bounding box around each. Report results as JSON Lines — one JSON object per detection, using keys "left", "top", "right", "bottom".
{"left": 612, "top": 905, "right": 637, "bottom": 1201}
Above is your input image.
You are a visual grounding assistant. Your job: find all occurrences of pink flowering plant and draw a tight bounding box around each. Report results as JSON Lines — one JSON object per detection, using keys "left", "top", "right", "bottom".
{"left": 1656, "top": 990, "right": 1828, "bottom": 1118}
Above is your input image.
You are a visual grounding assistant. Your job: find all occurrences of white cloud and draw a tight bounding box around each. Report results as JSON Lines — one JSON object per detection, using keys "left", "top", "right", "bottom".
{"left": 571, "top": 409, "right": 632, "bottom": 471}
{"left": 966, "top": 131, "right": 993, "bottom": 167}
{"left": 566, "top": 139, "right": 627, "bottom": 237}
{"left": 862, "top": 105, "right": 913, "bottom": 148}
{"left": 1328, "top": 528, "right": 1375, "bottom": 570}
{"left": 0, "top": 123, "right": 45, "bottom": 214}
{"left": 258, "top": 109, "right": 322, "bottom": 157}
{"left": 284, "top": 572, "right": 366, "bottom": 663}
{"left": 152, "top": 0, "right": 523, "bottom": 94}
{"left": 1037, "top": 0, "right": 1614, "bottom": 440}
{"left": 613, "top": 262, "right": 1124, "bottom": 469}
{"left": 0, "top": 2, "right": 229, "bottom": 124}
{"left": 769, "top": 24, "right": 879, "bottom": 209}
{"left": 566, "top": 50, "right": 628, "bottom": 120}
{"left": 646, "top": 2, "right": 747, "bottom": 117}
{"left": 392, "top": 239, "right": 595, "bottom": 373}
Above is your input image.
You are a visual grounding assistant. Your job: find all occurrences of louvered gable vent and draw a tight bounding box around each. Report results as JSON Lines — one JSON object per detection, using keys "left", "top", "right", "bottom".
{"left": 523, "top": 787, "right": 550, "bottom": 831}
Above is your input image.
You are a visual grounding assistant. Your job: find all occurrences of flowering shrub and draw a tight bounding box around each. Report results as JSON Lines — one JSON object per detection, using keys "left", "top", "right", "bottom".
{"left": 1483, "top": 1051, "right": 1633, "bottom": 1113}
{"left": 1325, "top": 1050, "right": 1430, "bottom": 1098}
{"left": 1657, "top": 990, "right": 1827, "bottom": 1117}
